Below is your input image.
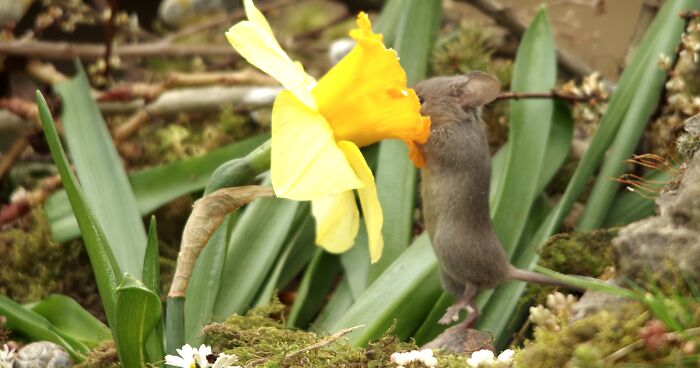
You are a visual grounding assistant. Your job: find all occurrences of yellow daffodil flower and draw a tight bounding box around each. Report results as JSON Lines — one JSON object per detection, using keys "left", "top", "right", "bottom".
{"left": 226, "top": 0, "right": 430, "bottom": 263}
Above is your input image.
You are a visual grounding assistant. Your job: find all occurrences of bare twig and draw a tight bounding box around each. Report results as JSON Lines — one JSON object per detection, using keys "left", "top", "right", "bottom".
{"left": 97, "top": 69, "right": 277, "bottom": 103}
{"left": 103, "top": 0, "right": 119, "bottom": 79}
{"left": 495, "top": 90, "right": 602, "bottom": 103}
{"left": 604, "top": 339, "right": 646, "bottom": 363}
{"left": 459, "top": 0, "right": 594, "bottom": 78}
{"left": 0, "top": 137, "right": 29, "bottom": 181}
{"left": 162, "top": 0, "right": 296, "bottom": 44}
{"left": 0, "top": 40, "right": 236, "bottom": 60}
{"left": 26, "top": 60, "right": 69, "bottom": 85}
{"left": 0, "top": 175, "right": 62, "bottom": 226}
{"left": 243, "top": 325, "right": 365, "bottom": 368}
{"left": 294, "top": 9, "right": 352, "bottom": 41}
{"left": 111, "top": 84, "right": 281, "bottom": 142}
{"left": 0, "top": 97, "right": 40, "bottom": 122}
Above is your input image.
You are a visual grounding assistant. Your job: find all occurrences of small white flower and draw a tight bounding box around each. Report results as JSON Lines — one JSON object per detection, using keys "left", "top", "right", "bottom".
{"left": 0, "top": 345, "right": 15, "bottom": 368}
{"left": 423, "top": 355, "right": 438, "bottom": 367}
{"left": 194, "top": 344, "right": 212, "bottom": 368}
{"left": 390, "top": 349, "right": 437, "bottom": 367}
{"left": 467, "top": 349, "right": 495, "bottom": 367}
{"left": 545, "top": 292, "right": 577, "bottom": 314}
{"left": 497, "top": 349, "right": 514, "bottom": 362}
{"left": 666, "top": 78, "right": 685, "bottom": 92}
{"left": 212, "top": 352, "right": 240, "bottom": 368}
{"left": 658, "top": 53, "right": 671, "bottom": 70}
{"left": 165, "top": 344, "right": 212, "bottom": 368}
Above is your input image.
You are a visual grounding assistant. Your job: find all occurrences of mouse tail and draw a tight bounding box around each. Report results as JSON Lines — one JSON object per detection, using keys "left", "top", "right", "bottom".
{"left": 508, "top": 266, "right": 583, "bottom": 291}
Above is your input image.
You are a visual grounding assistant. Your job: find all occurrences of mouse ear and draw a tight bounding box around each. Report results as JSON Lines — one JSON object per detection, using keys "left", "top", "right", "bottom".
{"left": 458, "top": 72, "right": 501, "bottom": 108}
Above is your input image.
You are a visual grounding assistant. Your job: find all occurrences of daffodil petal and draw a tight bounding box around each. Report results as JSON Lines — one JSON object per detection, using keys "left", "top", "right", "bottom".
{"left": 243, "top": 0, "right": 275, "bottom": 39}
{"left": 337, "top": 141, "right": 384, "bottom": 263}
{"left": 311, "top": 191, "right": 359, "bottom": 254}
{"left": 226, "top": 22, "right": 317, "bottom": 109}
{"left": 312, "top": 12, "right": 430, "bottom": 166}
{"left": 271, "top": 90, "right": 364, "bottom": 200}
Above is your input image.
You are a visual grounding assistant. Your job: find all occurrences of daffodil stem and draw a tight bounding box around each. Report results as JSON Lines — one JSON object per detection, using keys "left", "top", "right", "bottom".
{"left": 165, "top": 140, "right": 271, "bottom": 350}
{"left": 204, "top": 139, "right": 271, "bottom": 195}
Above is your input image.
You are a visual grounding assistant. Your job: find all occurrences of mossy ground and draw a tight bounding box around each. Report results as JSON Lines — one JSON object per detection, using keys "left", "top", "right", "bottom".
{"left": 75, "top": 341, "right": 119, "bottom": 368}
{"left": 525, "top": 229, "right": 616, "bottom": 304}
{"left": 538, "top": 229, "right": 616, "bottom": 278}
{"left": 199, "top": 299, "right": 477, "bottom": 368}
{"left": 514, "top": 302, "right": 700, "bottom": 367}
{"left": 0, "top": 209, "right": 103, "bottom": 319}
{"left": 121, "top": 107, "right": 258, "bottom": 170}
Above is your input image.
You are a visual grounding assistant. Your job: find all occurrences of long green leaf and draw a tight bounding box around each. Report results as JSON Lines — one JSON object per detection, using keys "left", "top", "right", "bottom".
{"left": 372, "top": 0, "right": 404, "bottom": 45}
{"left": 287, "top": 250, "right": 341, "bottom": 328}
{"left": 114, "top": 275, "right": 163, "bottom": 368}
{"left": 211, "top": 195, "right": 299, "bottom": 320}
{"left": 256, "top": 209, "right": 316, "bottom": 305}
{"left": 578, "top": 6, "right": 693, "bottom": 229}
{"left": 527, "top": 0, "right": 699, "bottom": 248}
{"left": 311, "top": 279, "right": 354, "bottom": 333}
{"left": 45, "top": 134, "right": 268, "bottom": 242}
{"left": 143, "top": 217, "right": 165, "bottom": 364}
{"left": 490, "top": 8, "right": 556, "bottom": 254}
{"left": 327, "top": 234, "right": 442, "bottom": 346}
{"left": 29, "top": 294, "right": 111, "bottom": 348}
{"left": 0, "top": 295, "right": 87, "bottom": 360}
{"left": 275, "top": 216, "right": 317, "bottom": 291}
{"left": 491, "top": 101, "right": 574, "bottom": 206}
{"left": 393, "top": 0, "right": 441, "bottom": 84}
{"left": 183, "top": 142, "right": 271, "bottom": 345}
{"left": 36, "top": 91, "right": 121, "bottom": 327}
{"left": 54, "top": 62, "right": 146, "bottom": 277}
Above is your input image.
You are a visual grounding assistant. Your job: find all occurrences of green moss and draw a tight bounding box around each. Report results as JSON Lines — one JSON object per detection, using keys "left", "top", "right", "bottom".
{"left": 0, "top": 209, "right": 103, "bottom": 319}
{"left": 128, "top": 107, "right": 255, "bottom": 169}
{"left": 514, "top": 303, "right": 673, "bottom": 368}
{"left": 538, "top": 229, "right": 617, "bottom": 278}
{"left": 677, "top": 133, "right": 700, "bottom": 160}
{"left": 524, "top": 229, "right": 616, "bottom": 303}
{"left": 75, "top": 341, "right": 119, "bottom": 368}
{"left": 432, "top": 23, "right": 505, "bottom": 79}
{"left": 200, "top": 299, "right": 478, "bottom": 367}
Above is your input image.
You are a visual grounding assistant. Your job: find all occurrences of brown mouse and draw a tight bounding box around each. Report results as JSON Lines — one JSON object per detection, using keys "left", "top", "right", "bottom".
{"left": 415, "top": 72, "right": 574, "bottom": 327}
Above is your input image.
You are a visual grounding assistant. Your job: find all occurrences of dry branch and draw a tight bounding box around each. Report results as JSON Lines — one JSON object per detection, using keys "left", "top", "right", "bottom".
{"left": 243, "top": 325, "right": 365, "bottom": 368}
{"left": 495, "top": 90, "right": 602, "bottom": 103}
{"left": 111, "top": 84, "right": 282, "bottom": 142}
{"left": 97, "top": 69, "right": 277, "bottom": 103}
{"left": 0, "top": 137, "right": 29, "bottom": 182}
{"left": 0, "top": 40, "right": 236, "bottom": 60}
{"left": 169, "top": 185, "right": 275, "bottom": 298}
{"left": 162, "top": 0, "right": 296, "bottom": 43}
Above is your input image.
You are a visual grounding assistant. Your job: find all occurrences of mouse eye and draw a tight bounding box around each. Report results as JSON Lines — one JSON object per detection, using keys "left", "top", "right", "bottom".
{"left": 418, "top": 95, "right": 424, "bottom": 104}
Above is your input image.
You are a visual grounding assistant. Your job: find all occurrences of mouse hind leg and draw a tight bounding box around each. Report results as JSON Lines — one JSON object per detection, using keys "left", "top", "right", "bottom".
{"left": 438, "top": 271, "right": 480, "bottom": 326}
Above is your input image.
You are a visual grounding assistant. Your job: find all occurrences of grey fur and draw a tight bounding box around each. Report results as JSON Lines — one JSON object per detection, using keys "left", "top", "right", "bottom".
{"left": 416, "top": 73, "right": 575, "bottom": 311}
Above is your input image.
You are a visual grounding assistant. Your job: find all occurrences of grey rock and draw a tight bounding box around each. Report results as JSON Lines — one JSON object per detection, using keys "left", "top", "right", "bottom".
{"left": 684, "top": 113, "right": 700, "bottom": 136}
{"left": 14, "top": 342, "right": 72, "bottom": 368}
{"left": 570, "top": 150, "right": 700, "bottom": 319}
